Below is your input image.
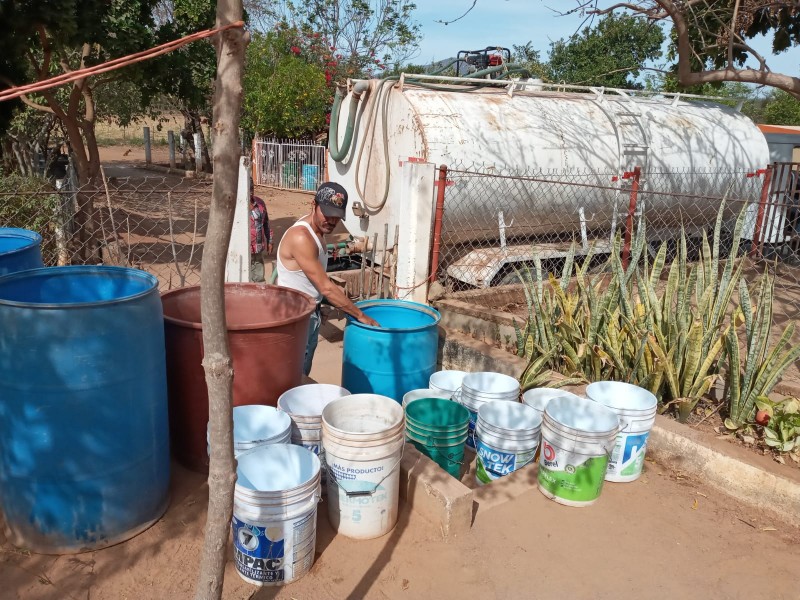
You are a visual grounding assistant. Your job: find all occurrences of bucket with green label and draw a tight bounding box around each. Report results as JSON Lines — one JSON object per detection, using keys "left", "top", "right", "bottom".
{"left": 537, "top": 395, "right": 619, "bottom": 507}
{"left": 586, "top": 381, "right": 658, "bottom": 483}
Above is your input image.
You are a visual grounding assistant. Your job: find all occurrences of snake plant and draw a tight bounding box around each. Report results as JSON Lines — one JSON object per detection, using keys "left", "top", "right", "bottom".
{"left": 512, "top": 198, "right": 793, "bottom": 423}
{"left": 724, "top": 271, "right": 800, "bottom": 430}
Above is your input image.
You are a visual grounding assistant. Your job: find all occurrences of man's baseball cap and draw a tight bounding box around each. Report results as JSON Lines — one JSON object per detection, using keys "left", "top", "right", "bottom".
{"left": 315, "top": 182, "right": 348, "bottom": 219}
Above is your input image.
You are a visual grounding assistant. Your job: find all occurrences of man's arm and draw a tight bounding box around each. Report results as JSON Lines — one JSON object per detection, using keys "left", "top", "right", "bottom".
{"left": 291, "top": 230, "right": 379, "bottom": 327}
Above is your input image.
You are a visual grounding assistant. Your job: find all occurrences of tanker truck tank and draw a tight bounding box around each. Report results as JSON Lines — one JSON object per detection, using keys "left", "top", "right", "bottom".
{"left": 327, "top": 76, "right": 770, "bottom": 291}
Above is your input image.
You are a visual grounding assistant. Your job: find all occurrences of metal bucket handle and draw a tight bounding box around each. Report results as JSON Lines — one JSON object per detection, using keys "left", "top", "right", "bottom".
{"left": 325, "top": 442, "right": 405, "bottom": 497}
{"left": 416, "top": 435, "right": 465, "bottom": 466}
{"left": 450, "top": 385, "right": 463, "bottom": 403}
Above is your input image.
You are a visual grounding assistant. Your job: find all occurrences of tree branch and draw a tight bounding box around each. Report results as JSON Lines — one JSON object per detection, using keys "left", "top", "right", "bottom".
{"left": 728, "top": 0, "right": 741, "bottom": 68}
{"left": 16, "top": 94, "right": 56, "bottom": 114}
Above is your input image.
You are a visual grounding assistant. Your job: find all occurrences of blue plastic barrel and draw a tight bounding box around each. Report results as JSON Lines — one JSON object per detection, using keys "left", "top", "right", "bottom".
{"left": 0, "top": 227, "right": 43, "bottom": 276}
{"left": 302, "top": 164, "right": 319, "bottom": 191}
{"left": 0, "top": 266, "right": 170, "bottom": 553}
{"left": 341, "top": 299, "right": 440, "bottom": 403}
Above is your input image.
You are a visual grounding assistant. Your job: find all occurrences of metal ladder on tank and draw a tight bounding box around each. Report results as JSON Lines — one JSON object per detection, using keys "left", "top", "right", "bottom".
{"left": 609, "top": 91, "right": 651, "bottom": 241}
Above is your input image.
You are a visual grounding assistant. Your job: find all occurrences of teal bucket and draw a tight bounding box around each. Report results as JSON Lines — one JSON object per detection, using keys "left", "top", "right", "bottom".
{"left": 405, "top": 398, "right": 469, "bottom": 478}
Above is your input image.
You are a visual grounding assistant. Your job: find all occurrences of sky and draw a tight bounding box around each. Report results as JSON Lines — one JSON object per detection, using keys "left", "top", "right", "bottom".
{"left": 410, "top": 0, "right": 798, "bottom": 83}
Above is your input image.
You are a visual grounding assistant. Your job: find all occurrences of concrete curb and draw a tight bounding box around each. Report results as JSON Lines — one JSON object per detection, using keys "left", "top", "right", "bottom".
{"left": 437, "top": 325, "right": 800, "bottom": 528}
{"left": 399, "top": 444, "right": 473, "bottom": 539}
{"left": 438, "top": 327, "right": 527, "bottom": 378}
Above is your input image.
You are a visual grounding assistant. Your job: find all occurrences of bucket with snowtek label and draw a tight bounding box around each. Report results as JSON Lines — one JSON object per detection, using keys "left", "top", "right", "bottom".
{"left": 586, "top": 381, "right": 658, "bottom": 482}
{"left": 322, "top": 394, "right": 405, "bottom": 539}
{"left": 232, "top": 444, "right": 321, "bottom": 586}
{"left": 459, "top": 372, "right": 519, "bottom": 451}
{"left": 475, "top": 400, "right": 542, "bottom": 485}
{"left": 538, "top": 395, "right": 619, "bottom": 507}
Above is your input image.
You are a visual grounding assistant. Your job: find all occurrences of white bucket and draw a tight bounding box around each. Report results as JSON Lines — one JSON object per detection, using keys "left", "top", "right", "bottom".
{"left": 402, "top": 387, "right": 452, "bottom": 408}
{"left": 475, "top": 401, "right": 542, "bottom": 485}
{"left": 232, "top": 444, "right": 321, "bottom": 586}
{"left": 322, "top": 394, "right": 405, "bottom": 540}
{"left": 522, "top": 388, "right": 584, "bottom": 418}
{"left": 429, "top": 370, "right": 467, "bottom": 397}
{"left": 538, "top": 395, "right": 619, "bottom": 507}
{"left": 460, "top": 372, "right": 520, "bottom": 451}
{"left": 586, "top": 381, "right": 658, "bottom": 483}
{"left": 207, "top": 405, "right": 292, "bottom": 458}
{"left": 277, "top": 384, "right": 350, "bottom": 482}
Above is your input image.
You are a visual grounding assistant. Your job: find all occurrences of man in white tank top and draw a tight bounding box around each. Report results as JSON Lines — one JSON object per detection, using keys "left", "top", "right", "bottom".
{"left": 276, "top": 182, "right": 379, "bottom": 375}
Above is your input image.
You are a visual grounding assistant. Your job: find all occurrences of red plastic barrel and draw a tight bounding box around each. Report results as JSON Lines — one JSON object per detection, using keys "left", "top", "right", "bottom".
{"left": 161, "top": 283, "right": 316, "bottom": 471}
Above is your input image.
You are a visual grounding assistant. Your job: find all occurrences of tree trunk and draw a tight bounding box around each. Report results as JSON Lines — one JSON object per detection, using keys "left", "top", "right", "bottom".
{"left": 194, "top": 3, "right": 246, "bottom": 600}
{"left": 198, "top": 124, "right": 213, "bottom": 174}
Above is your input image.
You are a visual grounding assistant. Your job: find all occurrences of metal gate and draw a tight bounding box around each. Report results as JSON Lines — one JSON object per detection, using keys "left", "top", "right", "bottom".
{"left": 750, "top": 162, "right": 800, "bottom": 261}
{"left": 252, "top": 137, "right": 326, "bottom": 192}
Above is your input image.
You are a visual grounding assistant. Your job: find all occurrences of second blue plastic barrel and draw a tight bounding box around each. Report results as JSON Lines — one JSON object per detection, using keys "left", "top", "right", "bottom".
{"left": 302, "top": 164, "right": 319, "bottom": 191}
{"left": 341, "top": 299, "right": 440, "bottom": 403}
{"left": 0, "top": 266, "right": 170, "bottom": 553}
{"left": 0, "top": 227, "right": 43, "bottom": 276}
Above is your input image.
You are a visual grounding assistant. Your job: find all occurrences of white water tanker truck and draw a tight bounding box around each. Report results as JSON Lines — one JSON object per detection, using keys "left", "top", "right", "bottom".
{"left": 326, "top": 70, "right": 771, "bottom": 301}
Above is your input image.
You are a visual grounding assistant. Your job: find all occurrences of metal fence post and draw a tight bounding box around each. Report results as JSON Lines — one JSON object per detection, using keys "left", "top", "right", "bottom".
{"left": 621, "top": 166, "right": 641, "bottom": 270}
{"left": 143, "top": 127, "right": 151, "bottom": 164}
{"left": 429, "top": 165, "right": 448, "bottom": 283}
{"left": 167, "top": 131, "right": 176, "bottom": 169}
{"left": 750, "top": 166, "right": 773, "bottom": 258}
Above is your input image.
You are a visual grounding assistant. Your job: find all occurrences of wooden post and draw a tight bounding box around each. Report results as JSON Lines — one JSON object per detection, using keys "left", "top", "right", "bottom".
{"left": 143, "top": 126, "right": 151, "bottom": 164}
{"left": 168, "top": 131, "right": 176, "bottom": 169}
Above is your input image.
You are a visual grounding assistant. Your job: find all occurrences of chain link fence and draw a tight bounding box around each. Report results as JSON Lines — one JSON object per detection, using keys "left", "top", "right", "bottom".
{"left": 1, "top": 165, "right": 211, "bottom": 290}
{"left": 437, "top": 161, "right": 800, "bottom": 325}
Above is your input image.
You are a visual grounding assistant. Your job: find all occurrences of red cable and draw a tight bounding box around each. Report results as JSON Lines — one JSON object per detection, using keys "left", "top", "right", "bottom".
{"left": 0, "top": 21, "right": 244, "bottom": 103}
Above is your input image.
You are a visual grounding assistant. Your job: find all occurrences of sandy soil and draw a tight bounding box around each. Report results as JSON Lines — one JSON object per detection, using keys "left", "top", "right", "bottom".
{"left": 2, "top": 321, "right": 800, "bottom": 600}
{"left": 4, "top": 147, "right": 795, "bottom": 599}
{"left": 98, "top": 145, "right": 348, "bottom": 289}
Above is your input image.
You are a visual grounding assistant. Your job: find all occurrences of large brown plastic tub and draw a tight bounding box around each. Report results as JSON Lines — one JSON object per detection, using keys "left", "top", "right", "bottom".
{"left": 161, "top": 283, "right": 316, "bottom": 471}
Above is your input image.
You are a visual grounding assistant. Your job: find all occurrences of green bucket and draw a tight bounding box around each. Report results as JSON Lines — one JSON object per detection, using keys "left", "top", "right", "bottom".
{"left": 405, "top": 398, "right": 469, "bottom": 431}
{"left": 405, "top": 398, "right": 469, "bottom": 478}
{"left": 406, "top": 420, "right": 469, "bottom": 445}
{"left": 406, "top": 430, "right": 467, "bottom": 478}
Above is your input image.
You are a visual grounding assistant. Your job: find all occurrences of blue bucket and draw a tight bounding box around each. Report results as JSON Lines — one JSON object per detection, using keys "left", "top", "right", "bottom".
{"left": 341, "top": 299, "right": 440, "bottom": 403}
{"left": 0, "top": 266, "right": 170, "bottom": 553}
{"left": 0, "top": 227, "right": 43, "bottom": 276}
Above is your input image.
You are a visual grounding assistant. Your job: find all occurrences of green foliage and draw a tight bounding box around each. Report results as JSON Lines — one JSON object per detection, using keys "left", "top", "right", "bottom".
{"left": 0, "top": 0, "right": 161, "bottom": 183}
{"left": 243, "top": 32, "right": 330, "bottom": 137}
{"left": 514, "top": 200, "right": 798, "bottom": 426}
{"left": 261, "top": 0, "right": 420, "bottom": 77}
{"left": 760, "top": 397, "right": 800, "bottom": 454}
{"left": 0, "top": 174, "right": 61, "bottom": 264}
{"left": 724, "top": 273, "right": 800, "bottom": 430}
{"left": 763, "top": 90, "right": 800, "bottom": 125}
{"left": 146, "top": 0, "right": 218, "bottom": 116}
{"left": 547, "top": 14, "right": 664, "bottom": 88}
{"left": 511, "top": 42, "right": 548, "bottom": 81}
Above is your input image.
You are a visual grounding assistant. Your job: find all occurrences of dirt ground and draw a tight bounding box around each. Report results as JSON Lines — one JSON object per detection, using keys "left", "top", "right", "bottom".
{"left": 4, "top": 146, "right": 797, "bottom": 598}
{"left": 3, "top": 319, "right": 800, "bottom": 600}
{"left": 99, "top": 145, "right": 347, "bottom": 289}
